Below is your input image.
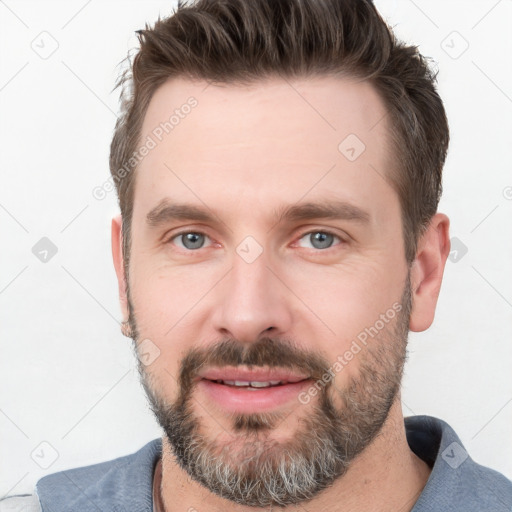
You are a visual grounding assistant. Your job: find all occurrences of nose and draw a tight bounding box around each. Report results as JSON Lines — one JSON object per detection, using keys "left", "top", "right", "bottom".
{"left": 211, "top": 252, "right": 293, "bottom": 344}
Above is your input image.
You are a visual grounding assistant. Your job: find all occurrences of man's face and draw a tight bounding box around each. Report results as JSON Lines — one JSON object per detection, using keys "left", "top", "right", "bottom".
{"left": 124, "top": 76, "right": 412, "bottom": 506}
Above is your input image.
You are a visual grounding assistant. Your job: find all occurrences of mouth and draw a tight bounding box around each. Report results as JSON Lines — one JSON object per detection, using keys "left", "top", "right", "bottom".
{"left": 204, "top": 379, "right": 297, "bottom": 389}
{"left": 195, "top": 367, "right": 313, "bottom": 413}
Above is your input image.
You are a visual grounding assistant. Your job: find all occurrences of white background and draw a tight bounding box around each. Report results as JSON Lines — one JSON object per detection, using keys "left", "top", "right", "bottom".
{"left": 1, "top": 0, "right": 511, "bottom": 497}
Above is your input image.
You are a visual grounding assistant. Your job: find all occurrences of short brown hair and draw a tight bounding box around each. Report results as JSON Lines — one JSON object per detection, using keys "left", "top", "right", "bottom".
{"left": 110, "top": 0, "right": 449, "bottom": 278}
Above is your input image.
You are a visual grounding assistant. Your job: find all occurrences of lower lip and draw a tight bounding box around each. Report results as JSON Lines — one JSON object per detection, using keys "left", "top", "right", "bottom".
{"left": 197, "top": 379, "right": 313, "bottom": 413}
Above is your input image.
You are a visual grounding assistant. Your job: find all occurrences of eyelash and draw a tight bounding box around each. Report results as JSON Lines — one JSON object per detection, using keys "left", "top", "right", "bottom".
{"left": 166, "top": 229, "right": 345, "bottom": 251}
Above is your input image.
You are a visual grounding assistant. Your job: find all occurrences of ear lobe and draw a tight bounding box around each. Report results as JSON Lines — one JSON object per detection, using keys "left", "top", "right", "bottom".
{"left": 409, "top": 213, "right": 450, "bottom": 332}
{"left": 111, "top": 214, "right": 129, "bottom": 321}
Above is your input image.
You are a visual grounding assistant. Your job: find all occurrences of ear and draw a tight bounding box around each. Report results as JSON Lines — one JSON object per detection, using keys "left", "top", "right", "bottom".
{"left": 111, "top": 214, "right": 129, "bottom": 322}
{"left": 409, "top": 213, "right": 450, "bottom": 332}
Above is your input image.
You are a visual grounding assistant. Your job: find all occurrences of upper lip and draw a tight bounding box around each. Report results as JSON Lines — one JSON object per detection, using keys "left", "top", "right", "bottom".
{"left": 196, "top": 366, "right": 311, "bottom": 383}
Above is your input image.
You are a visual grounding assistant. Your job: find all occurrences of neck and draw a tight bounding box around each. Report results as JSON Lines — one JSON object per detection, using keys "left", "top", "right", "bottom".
{"left": 159, "top": 398, "right": 431, "bottom": 512}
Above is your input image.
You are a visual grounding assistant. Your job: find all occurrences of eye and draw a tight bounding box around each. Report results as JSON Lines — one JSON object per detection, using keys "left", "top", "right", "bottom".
{"left": 297, "top": 231, "right": 342, "bottom": 250}
{"left": 171, "top": 232, "right": 212, "bottom": 250}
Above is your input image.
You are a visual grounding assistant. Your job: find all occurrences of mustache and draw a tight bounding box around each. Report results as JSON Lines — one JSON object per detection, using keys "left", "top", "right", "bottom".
{"left": 176, "top": 337, "right": 331, "bottom": 400}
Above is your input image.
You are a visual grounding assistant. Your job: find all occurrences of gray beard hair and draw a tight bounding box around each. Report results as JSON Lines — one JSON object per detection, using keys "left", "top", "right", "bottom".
{"left": 133, "top": 276, "right": 411, "bottom": 507}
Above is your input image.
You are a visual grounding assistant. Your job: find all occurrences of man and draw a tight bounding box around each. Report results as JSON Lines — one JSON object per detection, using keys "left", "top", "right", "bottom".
{"left": 3, "top": 0, "right": 511, "bottom": 510}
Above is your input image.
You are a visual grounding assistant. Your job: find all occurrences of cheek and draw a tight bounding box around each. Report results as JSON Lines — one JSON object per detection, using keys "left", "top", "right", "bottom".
{"left": 129, "top": 262, "right": 225, "bottom": 396}
{"left": 130, "top": 256, "right": 221, "bottom": 335}
{"left": 282, "top": 259, "right": 403, "bottom": 375}
{"left": 286, "top": 257, "right": 399, "bottom": 329}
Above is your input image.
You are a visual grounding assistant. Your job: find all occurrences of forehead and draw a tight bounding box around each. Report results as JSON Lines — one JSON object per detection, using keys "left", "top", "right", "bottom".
{"left": 134, "top": 75, "right": 397, "bottom": 225}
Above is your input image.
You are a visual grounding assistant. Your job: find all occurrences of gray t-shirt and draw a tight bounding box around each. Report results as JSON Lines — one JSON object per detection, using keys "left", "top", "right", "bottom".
{"left": 1, "top": 415, "right": 511, "bottom": 511}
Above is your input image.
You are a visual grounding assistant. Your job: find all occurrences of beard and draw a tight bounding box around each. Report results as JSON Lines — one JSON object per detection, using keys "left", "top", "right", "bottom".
{"left": 126, "top": 271, "right": 412, "bottom": 507}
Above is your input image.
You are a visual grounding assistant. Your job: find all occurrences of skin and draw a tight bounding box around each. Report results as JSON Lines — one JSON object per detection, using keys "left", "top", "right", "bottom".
{"left": 112, "top": 75, "right": 450, "bottom": 511}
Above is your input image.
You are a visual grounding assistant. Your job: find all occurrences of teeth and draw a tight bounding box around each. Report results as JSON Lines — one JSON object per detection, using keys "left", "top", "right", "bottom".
{"left": 213, "top": 379, "right": 285, "bottom": 388}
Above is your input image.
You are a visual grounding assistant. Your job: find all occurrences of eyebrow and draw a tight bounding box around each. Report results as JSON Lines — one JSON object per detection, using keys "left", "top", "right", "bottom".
{"left": 146, "top": 200, "right": 214, "bottom": 227}
{"left": 273, "top": 200, "right": 371, "bottom": 225}
{"left": 145, "top": 198, "right": 371, "bottom": 228}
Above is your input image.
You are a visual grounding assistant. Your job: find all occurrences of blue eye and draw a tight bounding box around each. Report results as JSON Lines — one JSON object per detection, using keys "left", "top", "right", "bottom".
{"left": 298, "top": 231, "right": 340, "bottom": 250}
{"left": 173, "top": 232, "right": 210, "bottom": 250}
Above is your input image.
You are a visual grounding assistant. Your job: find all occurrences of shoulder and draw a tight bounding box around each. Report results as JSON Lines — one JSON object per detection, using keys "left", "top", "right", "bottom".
{"left": 35, "top": 438, "right": 161, "bottom": 512}
{"left": 0, "top": 494, "right": 41, "bottom": 512}
{"left": 406, "top": 415, "right": 512, "bottom": 511}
